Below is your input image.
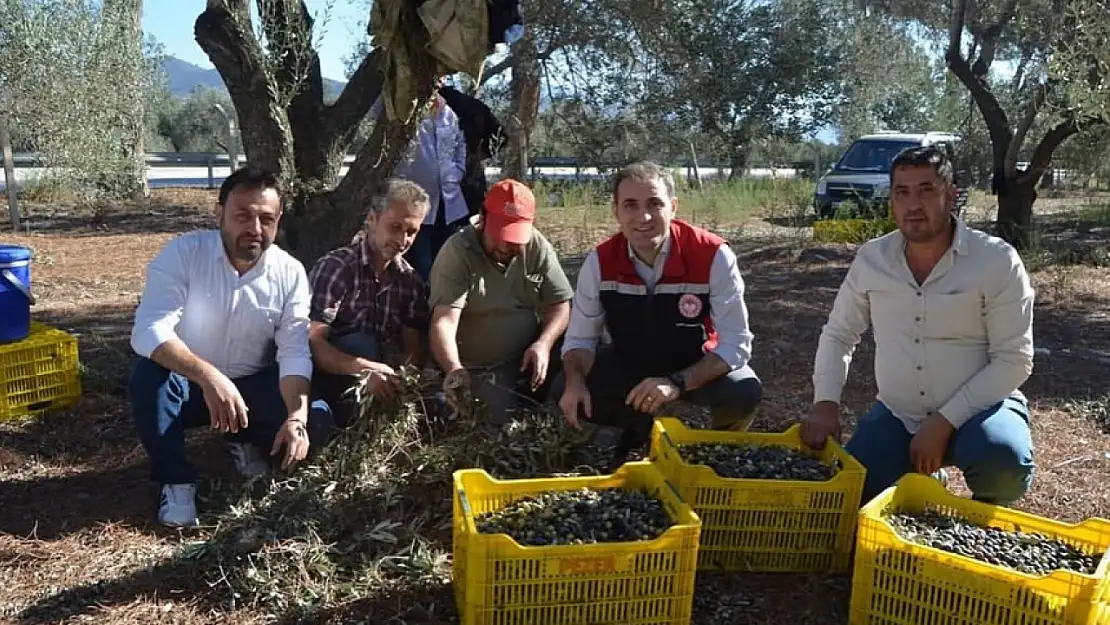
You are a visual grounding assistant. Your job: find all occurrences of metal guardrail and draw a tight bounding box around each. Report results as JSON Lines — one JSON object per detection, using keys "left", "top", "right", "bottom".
{"left": 8, "top": 152, "right": 723, "bottom": 170}
{"left": 7, "top": 152, "right": 748, "bottom": 190}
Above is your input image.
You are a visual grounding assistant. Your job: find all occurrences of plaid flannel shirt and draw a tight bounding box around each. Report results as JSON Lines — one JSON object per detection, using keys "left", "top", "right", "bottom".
{"left": 308, "top": 238, "right": 429, "bottom": 355}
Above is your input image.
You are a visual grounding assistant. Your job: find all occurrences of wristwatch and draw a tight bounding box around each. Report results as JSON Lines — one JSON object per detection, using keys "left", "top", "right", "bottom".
{"left": 667, "top": 371, "right": 688, "bottom": 395}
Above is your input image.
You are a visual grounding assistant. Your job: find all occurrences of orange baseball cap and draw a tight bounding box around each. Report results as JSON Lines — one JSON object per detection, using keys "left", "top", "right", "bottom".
{"left": 483, "top": 178, "right": 536, "bottom": 245}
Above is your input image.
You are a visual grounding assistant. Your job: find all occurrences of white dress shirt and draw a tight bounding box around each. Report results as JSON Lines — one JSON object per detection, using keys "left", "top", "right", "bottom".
{"left": 130, "top": 230, "right": 314, "bottom": 381}
{"left": 562, "top": 233, "right": 755, "bottom": 370}
{"left": 813, "top": 218, "right": 1035, "bottom": 432}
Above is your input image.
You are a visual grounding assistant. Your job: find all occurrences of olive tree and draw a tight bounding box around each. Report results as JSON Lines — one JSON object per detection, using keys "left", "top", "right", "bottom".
{"left": 870, "top": 0, "right": 1110, "bottom": 247}
{"left": 0, "top": 0, "right": 150, "bottom": 200}
{"left": 194, "top": 0, "right": 468, "bottom": 265}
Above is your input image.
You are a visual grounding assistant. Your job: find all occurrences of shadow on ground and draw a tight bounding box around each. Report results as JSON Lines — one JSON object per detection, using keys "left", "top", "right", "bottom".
{"left": 0, "top": 437, "right": 241, "bottom": 540}
{"left": 11, "top": 550, "right": 222, "bottom": 625}
{"left": 764, "top": 214, "right": 817, "bottom": 228}
{"left": 18, "top": 198, "right": 214, "bottom": 236}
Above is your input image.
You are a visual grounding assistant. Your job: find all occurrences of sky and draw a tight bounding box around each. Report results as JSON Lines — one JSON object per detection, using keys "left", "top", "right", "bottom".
{"left": 142, "top": 1, "right": 367, "bottom": 82}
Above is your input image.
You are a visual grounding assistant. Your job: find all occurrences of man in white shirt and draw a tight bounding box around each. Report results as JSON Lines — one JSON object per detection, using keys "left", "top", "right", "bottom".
{"left": 555, "top": 161, "right": 763, "bottom": 470}
{"left": 129, "top": 166, "right": 334, "bottom": 528}
{"left": 801, "top": 145, "right": 1036, "bottom": 506}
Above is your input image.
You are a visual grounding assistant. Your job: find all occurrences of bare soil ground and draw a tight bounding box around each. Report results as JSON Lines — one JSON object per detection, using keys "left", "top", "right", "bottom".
{"left": 1, "top": 188, "right": 1109, "bottom": 624}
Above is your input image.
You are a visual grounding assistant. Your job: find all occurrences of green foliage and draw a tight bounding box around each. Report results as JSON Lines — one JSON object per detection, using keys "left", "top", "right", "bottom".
{"left": 834, "top": 12, "right": 951, "bottom": 140}
{"left": 643, "top": 0, "right": 843, "bottom": 166}
{"left": 812, "top": 216, "right": 897, "bottom": 244}
{"left": 0, "top": 0, "right": 150, "bottom": 200}
{"left": 149, "top": 87, "right": 238, "bottom": 153}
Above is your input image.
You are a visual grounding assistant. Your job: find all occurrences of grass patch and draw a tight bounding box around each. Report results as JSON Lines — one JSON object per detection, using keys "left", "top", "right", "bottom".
{"left": 531, "top": 177, "right": 815, "bottom": 257}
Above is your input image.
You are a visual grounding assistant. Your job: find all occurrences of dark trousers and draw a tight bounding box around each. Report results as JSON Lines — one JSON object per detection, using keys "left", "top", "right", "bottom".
{"left": 467, "top": 335, "right": 565, "bottom": 425}
{"left": 550, "top": 345, "right": 763, "bottom": 458}
{"left": 310, "top": 331, "right": 385, "bottom": 428}
{"left": 129, "top": 358, "right": 335, "bottom": 485}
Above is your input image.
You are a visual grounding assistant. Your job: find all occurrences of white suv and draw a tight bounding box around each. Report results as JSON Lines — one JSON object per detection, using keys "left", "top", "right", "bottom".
{"left": 814, "top": 131, "right": 969, "bottom": 219}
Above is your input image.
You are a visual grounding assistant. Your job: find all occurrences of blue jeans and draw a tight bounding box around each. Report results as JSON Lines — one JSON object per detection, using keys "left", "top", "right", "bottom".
{"left": 845, "top": 395, "right": 1035, "bottom": 506}
{"left": 403, "top": 200, "right": 467, "bottom": 282}
{"left": 129, "top": 358, "right": 335, "bottom": 485}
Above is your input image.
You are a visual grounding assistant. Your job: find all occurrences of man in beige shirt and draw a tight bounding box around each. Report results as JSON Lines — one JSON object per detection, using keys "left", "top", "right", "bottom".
{"left": 801, "top": 144, "right": 1036, "bottom": 506}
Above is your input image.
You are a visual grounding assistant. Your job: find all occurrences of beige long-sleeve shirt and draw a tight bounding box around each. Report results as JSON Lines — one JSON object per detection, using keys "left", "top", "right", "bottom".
{"left": 812, "top": 218, "right": 1035, "bottom": 433}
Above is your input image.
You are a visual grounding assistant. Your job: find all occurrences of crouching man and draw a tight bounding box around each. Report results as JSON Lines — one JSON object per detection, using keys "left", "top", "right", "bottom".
{"left": 554, "top": 161, "right": 764, "bottom": 469}
{"left": 306, "top": 179, "right": 432, "bottom": 426}
{"left": 129, "top": 166, "right": 334, "bottom": 528}
{"left": 800, "top": 145, "right": 1036, "bottom": 507}
{"left": 428, "top": 179, "right": 574, "bottom": 423}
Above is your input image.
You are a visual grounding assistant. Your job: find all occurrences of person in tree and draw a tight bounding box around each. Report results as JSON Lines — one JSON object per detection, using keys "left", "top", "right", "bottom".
{"left": 428, "top": 179, "right": 574, "bottom": 423}
{"left": 438, "top": 83, "right": 506, "bottom": 218}
{"left": 306, "top": 179, "right": 432, "bottom": 427}
{"left": 801, "top": 144, "right": 1036, "bottom": 506}
{"left": 129, "top": 166, "right": 334, "bottom": 528}
{"left": 373, "top": 90, "right": 470, "bottom": 282}
{"left": 554, "top": 161, "right": 764, "bottom": 469}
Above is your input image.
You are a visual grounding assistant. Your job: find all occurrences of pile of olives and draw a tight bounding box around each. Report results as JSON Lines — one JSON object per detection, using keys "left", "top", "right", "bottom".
{"left": 475, "top": 487, "right": 673, "bottom": 546}
{"left": 678, "top": 442, "right": 838, "bottom": 481}
{"left": 887, "top": 510, "right": 1103, "bottom": 576}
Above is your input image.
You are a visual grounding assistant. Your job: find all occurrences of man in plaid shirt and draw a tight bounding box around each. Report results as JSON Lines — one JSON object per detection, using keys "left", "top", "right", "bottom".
{"left": 307, "top": 179, "right": 432, "bottom": 425}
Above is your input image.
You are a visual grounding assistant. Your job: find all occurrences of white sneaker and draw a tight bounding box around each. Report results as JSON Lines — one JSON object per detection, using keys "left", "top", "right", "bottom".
{"left": 229, "top": 441, "right": 270, "bottom": 479}
{"left": 159, "top": 483, "right": 199, "bottom": 528}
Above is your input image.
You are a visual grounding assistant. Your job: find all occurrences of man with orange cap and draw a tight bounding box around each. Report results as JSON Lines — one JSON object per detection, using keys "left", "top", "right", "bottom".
{"left": 427, "top": 178, "right": 574, "bottom": 423}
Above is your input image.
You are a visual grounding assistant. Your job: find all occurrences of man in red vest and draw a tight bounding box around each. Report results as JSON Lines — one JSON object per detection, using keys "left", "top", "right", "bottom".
{"left": 555, "top": 160, "right": 763, "bottom": 468}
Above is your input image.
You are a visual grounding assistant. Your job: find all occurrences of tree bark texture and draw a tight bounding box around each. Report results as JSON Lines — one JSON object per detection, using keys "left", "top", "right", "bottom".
{"left": 995, "top": 179, "right": 1036, "bottom": 249}
{"left": 103, "top": 0, "right": 149, "bottom": 200}
{"left": 194, "top": 0, "right": 438, "bottom": 268}
{"left": 503, "top": 30, "right": 541, "bottom": 181}
{"left": 944, "top": 0, "right": 1089, "bottom": 250}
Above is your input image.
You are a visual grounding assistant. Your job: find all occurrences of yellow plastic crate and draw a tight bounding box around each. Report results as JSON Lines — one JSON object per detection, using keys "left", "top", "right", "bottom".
{"left": 452, "top": 461, "right": 701, "bottom": 625}
{"left": 850, "top": 473, "right": 1110, "bottom": 625}
{"left": 0, "top": 321, "right": 81, "bottom": 420}
{"left": 648, "top": 417, "right": 866, "bottom": 573}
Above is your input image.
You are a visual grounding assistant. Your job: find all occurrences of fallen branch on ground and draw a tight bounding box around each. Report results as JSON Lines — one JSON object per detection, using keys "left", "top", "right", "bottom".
{"left": 177, "top": 367, "right": 608, "bottom": 621}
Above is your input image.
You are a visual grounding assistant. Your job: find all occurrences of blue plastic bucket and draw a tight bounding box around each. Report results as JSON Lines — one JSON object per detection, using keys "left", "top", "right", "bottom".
{"left": 0, "top": 244, "right": 34, "bottom": 343}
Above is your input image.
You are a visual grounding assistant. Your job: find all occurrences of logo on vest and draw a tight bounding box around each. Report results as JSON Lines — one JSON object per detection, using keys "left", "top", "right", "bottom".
{"left": 678, "top": 293, "right": 703, "bottom": 318}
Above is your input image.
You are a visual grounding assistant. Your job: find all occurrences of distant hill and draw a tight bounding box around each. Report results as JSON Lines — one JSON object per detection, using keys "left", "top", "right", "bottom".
{"left": 160, "top": 56, "right": 346, "bottom": 101}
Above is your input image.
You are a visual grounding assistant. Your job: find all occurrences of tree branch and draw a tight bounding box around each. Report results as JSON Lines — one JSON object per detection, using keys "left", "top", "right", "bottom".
{"left": 482, "top": 56, "right": 514, "bottom": 83}
{"left": 259, "top": 0, "right": 324, "bottom": 108}
{"left": 260, "top": 0, "right": 331, "bottom": 180}
{"left": 328, "top": 110, "right": 426, "bottom": 229}
{"left": 326, "top": 0, "right": 437, "bottom": 227}
{"left": 1005, "top": 82, "right": 1047, "bottom": 172}
{"left": 195, "top": 1, "right": 291, "bottom": 175}
{"left": 1019, "top": 117, "right": 1088, "bottom": 186}
{"left": 326, "top": 48, "right": 383, "bottom": 144}
{"left": 479, "top": 45, "right": 558, "bottom": 90}
{"left": 946, "top": 0, "right": 1012, "bottom": 173}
